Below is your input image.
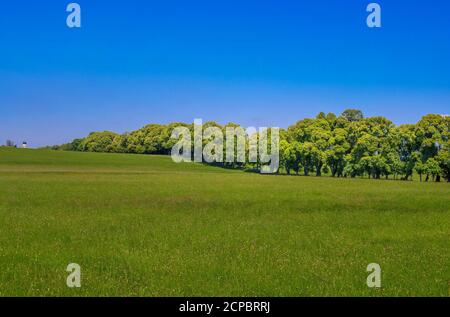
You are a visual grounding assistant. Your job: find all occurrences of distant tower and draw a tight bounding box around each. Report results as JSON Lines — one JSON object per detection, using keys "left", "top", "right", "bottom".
{"left": 22, "top": 141, "right": 28, "bottom": 149}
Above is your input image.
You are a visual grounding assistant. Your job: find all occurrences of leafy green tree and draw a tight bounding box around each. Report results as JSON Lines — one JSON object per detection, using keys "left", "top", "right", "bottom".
{"left": 280, "top": 140, "right": 301, "bottom": 174}
{"left": 326, "top": 128, "right": 349, "bottom": 177}
{"left": 300, "top": 142, "right": 315, "bottom": 176}
{"left": 81, "top": 131, "right": 118, "bottom": 153}
{"left": 423, "top": 157, "right": 441, "bottom": 182}
{"left": 325, "top": 112, "right": 337, "bottom": 125}
{"left": 414, "top": 161, "right": 426, "bottom": 182}
{"left": 341, "top": 109, "right": 364, "bottom": 122}
{"left": 436, "top": 141, "right": 450, "bottom": 182}
{"left": 392, "top": 124, "right": 418, "bottom": 180}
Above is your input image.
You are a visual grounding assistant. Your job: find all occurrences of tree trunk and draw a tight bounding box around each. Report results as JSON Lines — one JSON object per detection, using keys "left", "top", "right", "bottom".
{"left": 331, "top": 167, "right": 337, "bottom": 177}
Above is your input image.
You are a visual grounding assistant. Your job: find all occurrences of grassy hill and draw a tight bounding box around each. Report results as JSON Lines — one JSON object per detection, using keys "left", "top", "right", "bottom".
{"left": 0, "top": 148, "right": 449, "bottom": 296}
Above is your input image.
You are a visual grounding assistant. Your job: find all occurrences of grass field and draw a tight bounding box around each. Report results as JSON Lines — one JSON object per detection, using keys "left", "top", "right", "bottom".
{"left": 0, "top": 147, "right": 449, "bottom": 296}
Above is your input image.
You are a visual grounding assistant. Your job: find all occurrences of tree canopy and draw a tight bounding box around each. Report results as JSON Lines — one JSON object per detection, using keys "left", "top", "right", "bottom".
{"left": 53, "top": 109, "right": 450, "bottom": 182}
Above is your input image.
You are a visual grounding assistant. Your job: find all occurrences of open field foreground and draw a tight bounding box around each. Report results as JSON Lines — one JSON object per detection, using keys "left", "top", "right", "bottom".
{"left": 0, "top": 148, "right": 449, "bottom": 296}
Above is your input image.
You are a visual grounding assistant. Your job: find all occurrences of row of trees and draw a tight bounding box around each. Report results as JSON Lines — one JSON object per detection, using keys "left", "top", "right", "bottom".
{"left": 279, "top": 110, "right": 449, "bottom": 182}
{"left": 52, "top": 110, "right": 450, "bottom": 182}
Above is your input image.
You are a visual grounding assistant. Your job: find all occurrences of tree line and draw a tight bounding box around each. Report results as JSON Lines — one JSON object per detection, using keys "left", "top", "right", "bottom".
{"left": 51, "top": 109, "right": 450, "bottom": 182}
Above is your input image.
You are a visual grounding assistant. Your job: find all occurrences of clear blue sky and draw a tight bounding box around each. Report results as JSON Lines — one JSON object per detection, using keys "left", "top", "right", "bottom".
{"left": 1, "top": 0, "right": 449, "bottom": 147}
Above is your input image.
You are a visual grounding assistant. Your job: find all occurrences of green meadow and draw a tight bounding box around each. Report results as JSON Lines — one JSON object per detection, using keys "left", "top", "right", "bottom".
{"left": 0, "top": 147, "right": 449, "bottom": 296}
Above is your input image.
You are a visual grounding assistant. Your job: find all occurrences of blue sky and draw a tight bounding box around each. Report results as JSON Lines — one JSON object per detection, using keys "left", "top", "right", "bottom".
{"left": 1, "top": 0, "right": 450, "bottom": 147}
